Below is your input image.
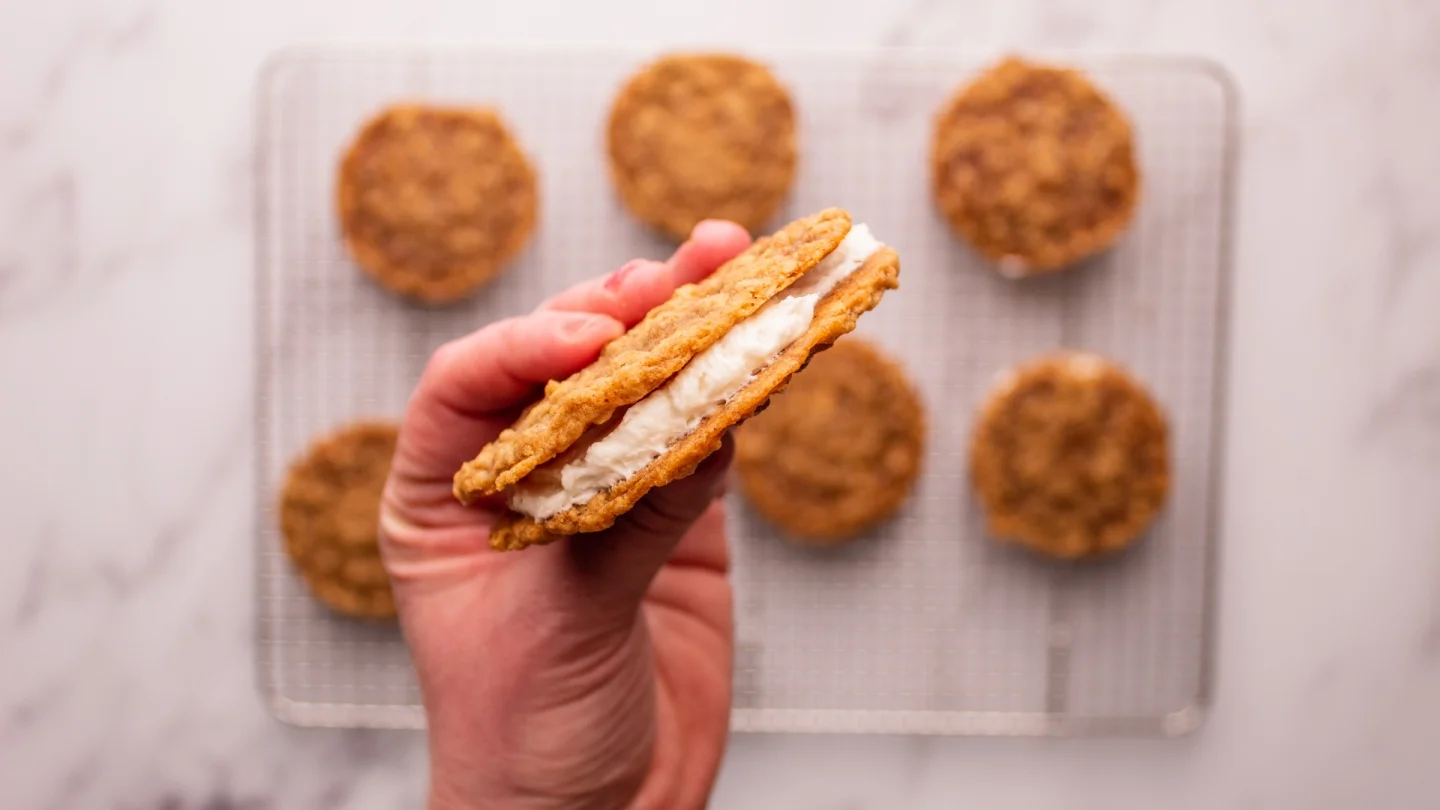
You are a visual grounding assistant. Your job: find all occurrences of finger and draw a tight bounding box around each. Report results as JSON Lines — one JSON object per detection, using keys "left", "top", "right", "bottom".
{"left": 538, "top": 259, "right": 675, "bottom": 326}
{"left": 568, "top": 435, "right": 735, "bottom": 606}
{"left": 392, "top": 311, "right": 623, "bottom": 483}
{"left": 667, "top": 220, "right": 753, "bottom": 285}
{"left": 540, "top": 219, "right": 752, "bottom": 324}
{"left": 424, "top": 310, "right": 624, "bottom": 417}
{"left": 667, "top": 497, "right": 729, "bottom": 573}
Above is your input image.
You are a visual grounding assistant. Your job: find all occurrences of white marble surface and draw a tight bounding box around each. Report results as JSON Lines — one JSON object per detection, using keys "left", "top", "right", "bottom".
{"left": 3, "top": 0, "right": 1439, "bottom": 807}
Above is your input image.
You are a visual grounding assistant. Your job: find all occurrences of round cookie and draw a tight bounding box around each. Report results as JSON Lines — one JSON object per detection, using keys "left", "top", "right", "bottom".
{"left": 336, "top": 104, "right": 538, "bottom": 304}
{"left": 279, "top": 420, "right": 399, "bottom": 619}
{"left": 486, "top": 236, "right": 902, "bottom": 552}
{"left": 969, "top": 353, "right": 1169, "bottom": 559}
{"left": 456, "top": 208, "right": 853, "bottom": 503}
{"left": 736, "top": 337, "right": 925, "bottom": 544}
{"left": 606, "top": 53, "right": 797, "bottom": 241}
{"left": 930, "top": 57, "right": 1140, "bottom": 276}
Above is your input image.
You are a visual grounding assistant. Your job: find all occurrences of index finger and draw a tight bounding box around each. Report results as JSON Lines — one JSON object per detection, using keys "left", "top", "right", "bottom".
{"left": 539, "top": 220, "right": 752, "bottom": 325}
{"left": 392, "top": 311, "right": 624, "bottom": 484}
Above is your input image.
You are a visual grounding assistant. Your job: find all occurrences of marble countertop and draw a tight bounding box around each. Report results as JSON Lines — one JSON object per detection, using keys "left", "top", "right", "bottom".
{"left": 4, "top": 0, "right": 1439, "bottom": 807}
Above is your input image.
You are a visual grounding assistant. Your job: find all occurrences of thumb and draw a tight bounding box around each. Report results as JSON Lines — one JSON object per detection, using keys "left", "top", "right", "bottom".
{"left": 567, "top": 435, "right": 735, "bottom": 607}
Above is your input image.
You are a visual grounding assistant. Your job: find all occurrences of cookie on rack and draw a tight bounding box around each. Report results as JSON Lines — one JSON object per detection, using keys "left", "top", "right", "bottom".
{"left": 336, "top": 104, "right": 538, "bottom": 304}
{"left": 930, "top": 57, "right": 1140, "bottom": 276}
{"left": 279, "top": 420, "right": 399, "bottom": 619}
{"left": 453, "top": 208, "right": 901, "bottom": 552}
{"left": 735, "top": 336, "right": 926, "bottom": 544}
{"left": 606, "top": 53, "right": 797, "bottom": 240}
{"left": 969, "top": 352, "right": 1169, "bottom": 559}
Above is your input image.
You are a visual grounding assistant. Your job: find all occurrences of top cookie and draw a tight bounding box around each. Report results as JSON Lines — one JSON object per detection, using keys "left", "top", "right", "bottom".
{"left": 969, "top": 353, "right": 1169, "bottom": 559}
{"left": 931, "top": 57, "right": 1140, "bottom": 275}
{"left": 337, "top": 104, "right": 538, "bottom": 304}
{"left": 279, "top": 420, "right": 399, "bottom": 620}
{"left": 454, "top": 207, "right": 853, "bottom": 501}
{"left": 607, "top": 53, "right": 798, "bottom": 240}
{"left": 736, "top": 336, "right": 926, "bottom": 544}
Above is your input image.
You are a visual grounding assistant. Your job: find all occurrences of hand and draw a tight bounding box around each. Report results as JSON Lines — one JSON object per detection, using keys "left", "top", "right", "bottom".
{"left": 379, "top": 221, "right": 754, "bottom": 810}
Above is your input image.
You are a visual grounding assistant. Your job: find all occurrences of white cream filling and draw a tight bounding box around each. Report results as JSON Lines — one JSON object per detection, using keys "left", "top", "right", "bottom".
{"left": 510, "top": 224, "right": 883, "bottom": 519}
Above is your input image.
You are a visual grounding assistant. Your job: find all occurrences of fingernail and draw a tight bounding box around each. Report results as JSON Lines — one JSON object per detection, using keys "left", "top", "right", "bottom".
{"left": 603, "top": 259, "right": 647, "bottom": 293}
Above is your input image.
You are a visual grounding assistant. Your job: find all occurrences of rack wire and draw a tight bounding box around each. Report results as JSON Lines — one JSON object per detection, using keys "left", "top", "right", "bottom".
{"left": 255, "top": 47, "right": 1236, "bottom": 734}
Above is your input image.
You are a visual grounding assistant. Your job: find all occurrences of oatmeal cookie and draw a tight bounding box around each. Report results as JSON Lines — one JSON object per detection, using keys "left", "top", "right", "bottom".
{"left": 337, "top": 104, "right": 538, "bottom": 304}
{"left": 931, "top": 57, "right": 1140, "bottom": 275}
{"left": 278, "top": 420, "right": 399, "bottom": 619}
{"left": 607, "top": 53, "right": 797, "bottom": 240}
{"left": 488, "top": 246, "right": 900, "bottom": 551}
{"left": 969, "top": 353, "right": 1169, "bottom": 558}
{"left": 454, "top": 208, "right": 852, "bottom": 501}
{"left": 735, "top": 337, "right": 926, "bottom": 544}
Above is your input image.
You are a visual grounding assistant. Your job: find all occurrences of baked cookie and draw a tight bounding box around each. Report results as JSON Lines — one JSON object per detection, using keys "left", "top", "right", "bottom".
{"left": 336, "top": 104, "right": 538, "bottom": 304}
{"left": 458, "top": 208, "right": 852, "bottom": 497}
{"left": 279, "top": 420, "right": 398, "bottom": 619}
{"left": 931, "top": 57, "right": 1140, "bottom": 276}
{"left": 735, "top": 337, "right": 926, "bottom": 544}
{"left": 607, "top": 53, "right": 797, "bottom": 240}
{"left": 969, "top": 353, "right": 1169, "bottom": 559}
{"left": 453, "top": 208, "right": 901, "bottom": 551}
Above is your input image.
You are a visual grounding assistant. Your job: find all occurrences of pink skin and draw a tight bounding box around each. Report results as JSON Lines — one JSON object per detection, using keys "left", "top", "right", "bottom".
{"left": 379, "top": 220, "right": 753, "bottom": 810}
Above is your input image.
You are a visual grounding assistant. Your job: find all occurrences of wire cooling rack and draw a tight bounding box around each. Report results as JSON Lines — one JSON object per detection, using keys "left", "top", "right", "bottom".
{"left": 254, "top": 46, "right": 1236, "bottom": 734}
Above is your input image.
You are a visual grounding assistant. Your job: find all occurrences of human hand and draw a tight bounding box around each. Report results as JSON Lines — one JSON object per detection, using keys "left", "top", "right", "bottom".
{"left": 379, "top": 221, "right": 753, "bottom": 810}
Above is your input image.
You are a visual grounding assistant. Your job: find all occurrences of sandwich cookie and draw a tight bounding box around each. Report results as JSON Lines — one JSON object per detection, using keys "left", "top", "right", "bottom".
{"left": 454, "top": 208, "right": 901, "bottom": 551}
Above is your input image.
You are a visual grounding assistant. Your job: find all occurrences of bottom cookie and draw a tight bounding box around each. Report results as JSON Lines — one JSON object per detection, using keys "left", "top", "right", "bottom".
{"left": 736, "top": 336, "right": 926, "bottom": 544}
{"left": 278, "top": 420, "right": 399, "bottom": 619}
{"left": 969, "top": 352, "right": 1169, "bottom": 559}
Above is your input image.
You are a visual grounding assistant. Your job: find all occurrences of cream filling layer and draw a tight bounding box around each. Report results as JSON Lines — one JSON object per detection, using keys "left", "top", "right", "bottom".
{"left": 509, "top": 224, "right": 883, "bottom": 520}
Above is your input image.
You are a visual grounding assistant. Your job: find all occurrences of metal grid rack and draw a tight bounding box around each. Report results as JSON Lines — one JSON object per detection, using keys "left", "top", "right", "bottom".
{"left": 254, "top": 47, "right": 1236, "bottom": 735}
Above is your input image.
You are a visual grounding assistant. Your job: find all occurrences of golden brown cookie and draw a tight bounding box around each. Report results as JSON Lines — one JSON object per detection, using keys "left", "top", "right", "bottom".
{"left": 454, "top": 208, "right": 853, "bottom": 501}
{"left": 488, "top": 244, "right": 901, "bottom": 551}
{"left": 279, "top": 420, "right": 398, "bottom": 619}
{"left": 931, "top": 57, "right": 1140, "bottom": 276}
{"left": 969, "top": 353, "right": 1169, "bottom": 559}
{"left": 607, "top": 53, "right": 797, "bottom": 240}
{"left": 336, "top": 104, "right": 538, "bottom": 304}
{"left": 735, "top": 337, "right": 926, "bottom": 544}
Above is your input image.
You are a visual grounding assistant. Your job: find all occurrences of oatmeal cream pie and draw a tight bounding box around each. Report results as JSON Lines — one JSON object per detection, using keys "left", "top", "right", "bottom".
{"left": 931, "top": 57, "right": 1140, "bottom": 276}
{"left": 279, "top": 420, "right": 399, "bottom": 619}
{"left": 607, "top": 53, "right": 797, "bottom": 240}
{"left": 336, "top": 104, "right": 538, "bottom": 304}
{"left": 969, "top": 352, "right": 1169, "bottom": 559}
{"left": 736, "top": 336, "right": 926, "bottom": 544}
{"left": 453, "top": 208, "right": 901, "bottom": 551}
